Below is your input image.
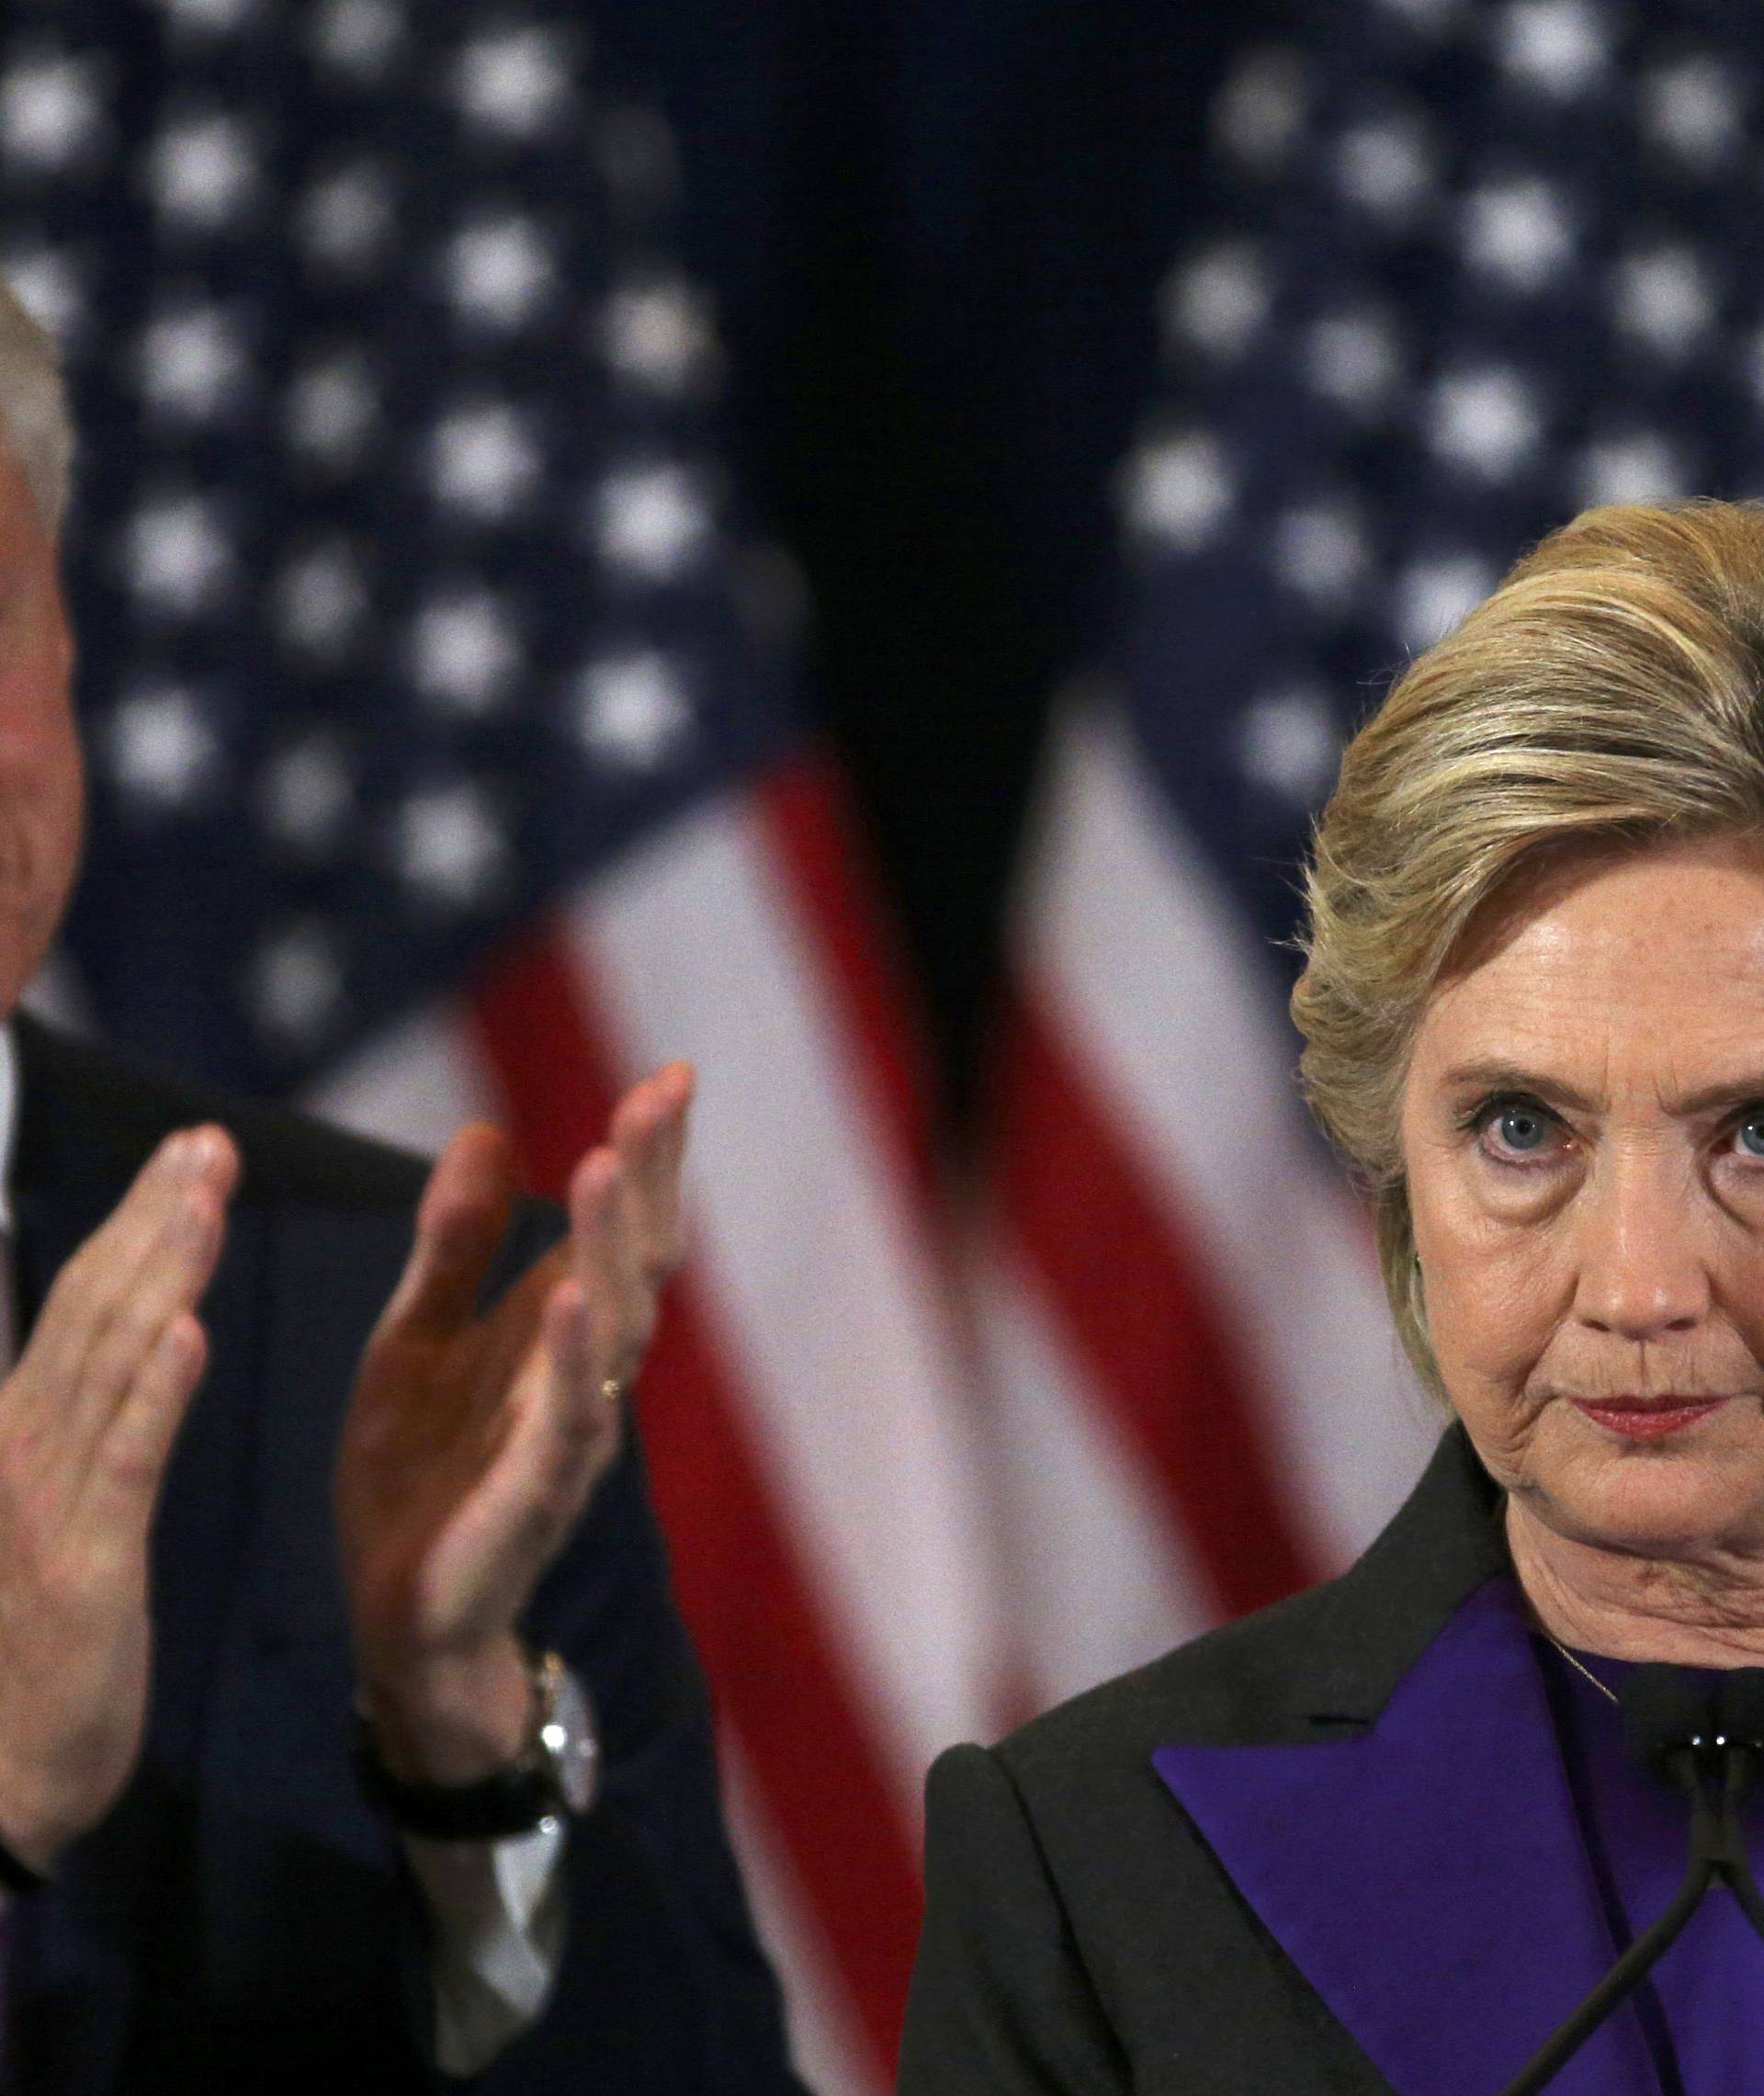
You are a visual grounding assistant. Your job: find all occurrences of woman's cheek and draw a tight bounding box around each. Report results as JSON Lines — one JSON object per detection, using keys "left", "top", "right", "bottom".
{"left": 1425, "top": 1235, "right": 1556, "bottom": 1414}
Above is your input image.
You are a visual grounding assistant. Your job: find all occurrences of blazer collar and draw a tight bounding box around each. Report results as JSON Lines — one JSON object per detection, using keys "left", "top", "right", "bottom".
{"left": 1286, "top": 1423, "right": 1510, "bottom": 1728}
{"left": 1154, "top": 1433, "right": 1663, "bottom": 2096}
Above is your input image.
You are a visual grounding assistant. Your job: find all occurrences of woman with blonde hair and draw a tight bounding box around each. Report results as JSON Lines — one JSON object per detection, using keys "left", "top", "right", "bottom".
{"left": 902, "top": 500, "right": 1764, "bottom": 2094}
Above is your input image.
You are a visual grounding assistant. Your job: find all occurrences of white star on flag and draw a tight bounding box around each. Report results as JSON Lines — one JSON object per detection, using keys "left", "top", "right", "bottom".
{"left": 277, "top": 542, "right": 371, "bottom": 659}
{"left": 591, "top": 462, "right": 713, "bottom": 577}
{"left": 259, "top": 734, "right": 356, "bottom": 855}
{"left": 1395, "top": 550, "right": 1498, "bottom": 650}
{"left": 1498, "top": 0, "right": 1610, "bottom": 97}
{"left": 1121, "top": 431, "right": 1236, "bottom": 549}
{"left": 575, "top": 650, "right": 695, "bottom": 770}
{"left": 123, "top": 493, "right": 235, "bottom": 614}
{"left": 1238, "top": 685, "right": 1341, "bottom": 806}
{"left": 445, "top": 216, "right": 558, "bottom": 331}
{"left": 1613, "top": 246, "right": 1717, "bottom": 359}
{"left": 1428, "top": 365, "right": 1544, "bottom": 479}
{"left": 1460, "top": 178, "right": 1575, "bottom": 293}
{"left": 1162, "top": 243, "right": 1270, "bottom": 362}
{"left": 1641, "top": 55, "right": 1746, "bottom": 171}
{"left": 454, "top": 26, "right": 574, "bottom": 140}
{"left": 409, "top": 590, "right": 523, "bottom": 714}
{"left": 600, "top": 281, "right": 716, "bottom": 394}
{"left": 248, "top": 923, "right": 347, "bottom": 1045}
{"left": 286, "top": 355, "right": 380, "bottom": 467}
{"left": 300, "top": 163, "right": 396, "bottom": 274}
{"left": 1306, "top": 310, "right": 1402, "bottom": 413}
{"left": 429, "top": 402, "right": 542, "bottom": 522}
{"left": 1, "top": 52, "right": 105, "bottom": 171}
{"left": 106, "top": 685, "right": 224, "bottom": 812}
{"left": 391, "top": 782, "right": 510, "bottom": 910}
{"left": 310, "top": 0, "right": 403, "bottom": 78}
{"left": 148, "top": 112, "right": 261, "bottom": 231}
{"left": 139, "top": 304, "right": 249, "bottom": 423}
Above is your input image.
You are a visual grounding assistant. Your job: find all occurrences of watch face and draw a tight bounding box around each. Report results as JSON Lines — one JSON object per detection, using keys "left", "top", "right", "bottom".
{"left": 538, "top": 1665, "right": 599, "bottom": 1815}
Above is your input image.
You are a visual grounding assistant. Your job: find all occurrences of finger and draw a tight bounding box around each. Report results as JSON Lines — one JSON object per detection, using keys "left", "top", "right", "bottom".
{"left": 568, "top": 1150, "right": 649, "bottom": 1383}
{"left": 85, "top": 1311, "right": 209, "bottom": 1532}
{"left": 33, "top": 1127, "right": 237, "bottom": 1434}
{"left": 469, "top": 1282, "right": 623, "bottom": 1563}
{"left": 25, "top": 1129, "right": 196, "bottom": 1393}
{"left": 607, "top": 1064, "right": 694, "bottom": 1278}
{"left": 70, "top": 1141, "right": 235, "bottom": 1433}
{"left": 458, "top": 1139, "right": 638, "bottom": 1442}
{"left": 378, "top": 1124, "right": 516, "bottom": 1341}
{"left": 464, "top": 1240, "right": 569, "bottom": 1430}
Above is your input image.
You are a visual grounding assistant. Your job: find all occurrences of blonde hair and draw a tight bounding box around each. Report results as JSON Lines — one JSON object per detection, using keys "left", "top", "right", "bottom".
{"left": 1292, "top": 500, "right": 1764, "bottom": 1394}
{"left": 0, "top": 276, "right": 71, "bottom": 532}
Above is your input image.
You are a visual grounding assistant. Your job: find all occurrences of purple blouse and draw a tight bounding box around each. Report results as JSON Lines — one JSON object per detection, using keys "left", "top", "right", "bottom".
{"left": 1153, "top": 1575, "right": 1764, "bottom": 2096}
{"left": 1538, "top": 1637, "right": 1764, "bottom": 2092}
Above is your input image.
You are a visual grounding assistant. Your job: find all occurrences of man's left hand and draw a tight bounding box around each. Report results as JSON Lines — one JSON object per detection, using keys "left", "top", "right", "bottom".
{"left": 336, "top": 1062, "right": 694, "bottom": 1784}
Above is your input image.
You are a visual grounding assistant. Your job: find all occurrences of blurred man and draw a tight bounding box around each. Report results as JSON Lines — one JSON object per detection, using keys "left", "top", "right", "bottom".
{"left": 0, "top": 286, "right": 800, "bottom": 2090}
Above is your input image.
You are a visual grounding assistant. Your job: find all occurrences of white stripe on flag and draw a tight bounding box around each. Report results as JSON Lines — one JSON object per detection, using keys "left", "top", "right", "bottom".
{"left": 974, "top": 1241, "right": 1213, "bottom": 1705}
{"left": 723, "top": 1746, "right": 887, "bottom": 2096}
{"left": 1016, "top": 701, "right": 1435, "bottom": 1568}
{"left": 570, "top": 793, "right": 1003, "bottom": 1800}
{"left": 308, "top": 1002, "right": 502, "bottom": 1159}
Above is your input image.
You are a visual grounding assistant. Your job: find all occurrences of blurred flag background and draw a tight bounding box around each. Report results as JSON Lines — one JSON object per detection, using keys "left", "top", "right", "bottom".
{"left": 6, "top": 0, "right": 1764, "bottom": 2087}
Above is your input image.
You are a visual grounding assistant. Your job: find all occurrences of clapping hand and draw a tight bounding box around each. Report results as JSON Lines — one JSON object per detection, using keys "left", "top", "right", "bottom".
{"left": 336, "top": 1062, "right": 695, "bottom": 1783}
{"left": 0, "top": 1127, "right": 239, "bottom": 1872}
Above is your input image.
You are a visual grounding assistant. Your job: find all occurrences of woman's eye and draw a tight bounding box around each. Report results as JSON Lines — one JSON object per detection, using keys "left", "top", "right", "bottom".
{"left": 1736, "top": 1116, "right": 1764, "bottom": 1160}
{"left": 1479, "top": 1103, "right": 1557, "bottom": 1158}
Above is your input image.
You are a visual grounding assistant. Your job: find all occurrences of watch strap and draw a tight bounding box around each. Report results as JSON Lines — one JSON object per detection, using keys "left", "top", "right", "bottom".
{"left": 353, "top": 1648, "right": 590, "bottom": 1841}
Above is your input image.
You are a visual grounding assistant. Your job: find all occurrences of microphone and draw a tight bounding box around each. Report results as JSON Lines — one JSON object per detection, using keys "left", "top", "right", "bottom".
{"left": 1497, "top": 1663, "right": 1764, "bottom": 2096}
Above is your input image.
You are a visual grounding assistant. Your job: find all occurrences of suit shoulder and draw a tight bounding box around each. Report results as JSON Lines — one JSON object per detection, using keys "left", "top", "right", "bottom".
{"left": 997, "top": 1576, "right": 1343, "bottom": 1793}
{"left": 18, "top": 1015, "right": 449, "bottom": 1213}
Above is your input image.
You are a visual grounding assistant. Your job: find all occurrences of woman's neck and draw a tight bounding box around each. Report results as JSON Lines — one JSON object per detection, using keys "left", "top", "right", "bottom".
{"left": 1508, "top": 1495, "right": 1764, "bottom": 1665}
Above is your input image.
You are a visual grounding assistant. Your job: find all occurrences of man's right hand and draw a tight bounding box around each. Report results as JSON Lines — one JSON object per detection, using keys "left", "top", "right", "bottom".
{"left": 0, "top": 1125, "right": 238, "bottom": 1874}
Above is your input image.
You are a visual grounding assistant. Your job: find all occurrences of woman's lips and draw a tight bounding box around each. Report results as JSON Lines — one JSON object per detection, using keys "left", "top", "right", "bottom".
{"left": 1572, "top": 1396, "right": 1731, "bottom": 1442}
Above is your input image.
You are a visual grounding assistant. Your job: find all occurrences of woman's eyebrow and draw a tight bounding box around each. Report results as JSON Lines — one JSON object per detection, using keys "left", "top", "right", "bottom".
{"left": 1439, "top": 1060, "right": 1764, "bottom": 1117}
{"left": 1668, "top": 1073, "right": 1764, "bottom": 1116}
{"left": 1438, "top": 1061, "right": 1598, "bottom": 1112}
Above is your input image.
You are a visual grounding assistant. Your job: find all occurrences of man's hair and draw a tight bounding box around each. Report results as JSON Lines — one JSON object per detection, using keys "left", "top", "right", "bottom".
{"left": 1292, "top": 500, "right": 1764, "bottom": 1396}
{"left": 0, "top": 276, "right": 72, "bottom": 532}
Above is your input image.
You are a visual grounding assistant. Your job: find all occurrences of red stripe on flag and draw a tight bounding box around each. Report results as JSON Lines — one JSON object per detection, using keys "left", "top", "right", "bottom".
{"left": 468, "top": 920, "right": 924, "bottom": 2079}
{"left": 993, "top": 983, "right": 1323, "bottom": 1617}
{"left": 755, "top": 753, "right": 941, "bottom": 1209}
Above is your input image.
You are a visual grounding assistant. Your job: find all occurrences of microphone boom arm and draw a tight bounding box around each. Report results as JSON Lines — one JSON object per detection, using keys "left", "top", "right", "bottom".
{"left": 1498, "top": 1746, "right": 1718, "bottom": 2096}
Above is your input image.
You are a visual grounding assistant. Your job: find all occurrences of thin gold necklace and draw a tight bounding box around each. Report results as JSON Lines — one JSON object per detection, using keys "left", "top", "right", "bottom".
{"left": 1545, "top": 1633, "right": 1621, "bottom": 1706}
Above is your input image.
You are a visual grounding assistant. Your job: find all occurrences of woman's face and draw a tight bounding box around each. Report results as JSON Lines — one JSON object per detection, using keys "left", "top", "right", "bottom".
{"left": 1401, "top": 832, "right": 1764, "bottom": 1560}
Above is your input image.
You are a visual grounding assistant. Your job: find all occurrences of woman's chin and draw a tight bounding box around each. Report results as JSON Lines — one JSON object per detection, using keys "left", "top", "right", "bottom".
{"left": 1532, "top": 1430, "right": 1764, "bottom": 1558}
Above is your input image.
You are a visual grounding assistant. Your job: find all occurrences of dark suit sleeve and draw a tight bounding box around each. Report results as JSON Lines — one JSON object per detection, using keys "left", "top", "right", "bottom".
{"left": 899, "top": 1744, "right": 1131, "bottom": 2094}
{"left": 402, "top": 1207, "right": 807, "bottom": 2095}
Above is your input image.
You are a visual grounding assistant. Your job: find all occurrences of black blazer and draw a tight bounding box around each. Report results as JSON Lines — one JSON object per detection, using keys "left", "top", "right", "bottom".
{"left": 899, "top": 1425, "right": 1516, "bottom": 2095}
{"left": 4, "top": 1014, "right": 804, "bottom": 2095}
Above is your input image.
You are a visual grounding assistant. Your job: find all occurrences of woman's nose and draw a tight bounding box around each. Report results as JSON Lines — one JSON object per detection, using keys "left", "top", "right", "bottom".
{"left": 1569, "top": 1150, "right": 1710, "bottom": 1340}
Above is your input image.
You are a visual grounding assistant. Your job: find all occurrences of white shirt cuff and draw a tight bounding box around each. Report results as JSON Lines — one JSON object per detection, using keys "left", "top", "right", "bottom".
{"left": 401, "top": 1817, "right": 569, "bottom": 2077}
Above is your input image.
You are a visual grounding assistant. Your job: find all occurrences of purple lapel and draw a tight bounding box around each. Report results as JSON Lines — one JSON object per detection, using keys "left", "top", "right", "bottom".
{"left": 1153, "top": 1578, "right": 1662, "bottom": 2096}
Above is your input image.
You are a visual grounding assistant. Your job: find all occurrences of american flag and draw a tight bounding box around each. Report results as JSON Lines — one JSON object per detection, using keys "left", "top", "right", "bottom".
{"left": 978, "top": 0, "right": 1764, "bottom": 1716}
{"left": 0, "top": 4, "right": 1001, "bottom": 2089}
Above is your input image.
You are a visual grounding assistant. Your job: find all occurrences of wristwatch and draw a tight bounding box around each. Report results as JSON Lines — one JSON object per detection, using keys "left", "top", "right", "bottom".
{"left": 354, "top": 1648, "right": 600, "bottom": 1841}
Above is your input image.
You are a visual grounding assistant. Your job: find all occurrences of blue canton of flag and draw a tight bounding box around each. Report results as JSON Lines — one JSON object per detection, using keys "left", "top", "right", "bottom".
{"left": 1124, "top": 0, "right": 1764, "bottom": 967}
{"left": 0, "top": 0, "right": 798, "bottom": 1094}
